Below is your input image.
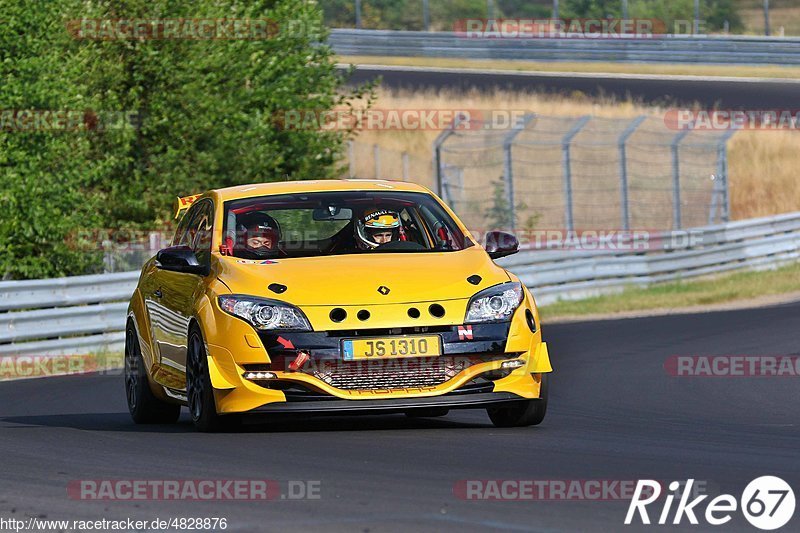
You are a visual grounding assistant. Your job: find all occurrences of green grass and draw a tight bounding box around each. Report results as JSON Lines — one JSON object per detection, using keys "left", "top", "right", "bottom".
{"left": 540, "top": 262, "right": 800, "bottom": 320}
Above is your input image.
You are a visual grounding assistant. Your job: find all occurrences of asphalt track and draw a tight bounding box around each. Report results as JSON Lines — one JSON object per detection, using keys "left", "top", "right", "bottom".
{"left": 342, "top": 64, "right": 800, "bottom": 109}
{"left": 1, "top": 301, "right": 799, "bottom": 532}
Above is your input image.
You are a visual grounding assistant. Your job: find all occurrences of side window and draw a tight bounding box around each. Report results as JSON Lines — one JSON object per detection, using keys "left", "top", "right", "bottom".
{"left": 173, "top": 204, "right": 200, "bottom": 247}
{"left": 191, "top": 201, "right": 214, "bottom": 267}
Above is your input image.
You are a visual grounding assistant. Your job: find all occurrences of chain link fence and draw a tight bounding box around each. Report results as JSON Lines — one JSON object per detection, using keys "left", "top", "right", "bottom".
{"left": 345, "top": 140, "right": 434, "bottom": 190}
{"left": 441, "top": 114, "right": 736, "bottom": 232}
{"left": 348, "top": 114, "right": 736, "bottom": 233}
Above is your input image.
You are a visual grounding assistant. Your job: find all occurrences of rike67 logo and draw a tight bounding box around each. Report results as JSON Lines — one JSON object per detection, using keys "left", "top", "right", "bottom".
{"left": 626, "top": 477, "right": 795, "bottom": 530}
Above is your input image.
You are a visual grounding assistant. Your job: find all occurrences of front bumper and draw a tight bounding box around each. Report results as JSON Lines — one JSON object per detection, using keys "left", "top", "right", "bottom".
{"left": 248, "top": 391, "right": 532, "bottom": 415}
{"left": 200, "top": 302, "right": 551, "bottom": 415}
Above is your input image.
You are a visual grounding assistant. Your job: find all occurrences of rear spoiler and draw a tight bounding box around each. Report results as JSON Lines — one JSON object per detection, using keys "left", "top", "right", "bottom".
{"left": 173, "top": 194, "right": 202, "bottom": 219}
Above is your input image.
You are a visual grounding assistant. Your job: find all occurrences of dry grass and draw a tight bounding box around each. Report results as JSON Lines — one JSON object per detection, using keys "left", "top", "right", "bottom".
{"left": 348, "top": 87, "right": 650, "bottom": 190}
{"left": 740, "top": 7, "right": 800, "bottom": 36}
{"left": 729, "top": 130, "right": 800, "bottom": 219}
{"left": 339, "top": 55, "right": 800, "bottom": 80}
{"left": 348, "top": 87, "right": 800, "bottom": 221}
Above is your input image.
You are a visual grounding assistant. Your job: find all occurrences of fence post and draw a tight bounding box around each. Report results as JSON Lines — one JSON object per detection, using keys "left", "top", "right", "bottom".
{"left": 562, "top": 116, "right": 591, "bottom": 232}
{"left": 670, "top": 127, "right": 692, "bottom": 229}
{"left": 355, "top": 0, "right": 362, "bottom": 29}
{"left": 717, "top": 129, "right": 737, "bottom": 223}
{"left": 373, "top": 144, "right": 380, "bottom": 179}
{"left": 432, "top": 112, "right": 469, "bottom": 201}
{"left": 423, "top": 0, "right": 430, "bottom": 31}
{"left": 348, "top": 140, "right": 355, "bottom": 178}
{"left": 618, "top": 116, "right": 647, "bottom": 231}
{"left": 402, "top": 151, "right": 410, "bottom": 181}
{"left": 503, "top": 113, "right": 536, "bottom": 231}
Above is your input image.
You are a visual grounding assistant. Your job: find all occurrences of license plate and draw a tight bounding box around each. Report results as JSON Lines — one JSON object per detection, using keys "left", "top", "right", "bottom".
{"left": 342, "top": 336, "right": 441, "bottom": 361}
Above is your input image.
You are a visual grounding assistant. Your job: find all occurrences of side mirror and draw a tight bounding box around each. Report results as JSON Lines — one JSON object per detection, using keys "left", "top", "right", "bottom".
{"left": 156, "top": 246, "right": 207, "bottom": 275}
{"left": 485, "top": 231, "right": 519, "bottom": 259}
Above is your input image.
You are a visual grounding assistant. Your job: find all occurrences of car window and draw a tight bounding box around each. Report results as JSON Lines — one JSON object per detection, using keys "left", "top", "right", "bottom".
{"left": 223, "top": 191, "right": 470, "bottom": 259}
{"left": 172, "top": 203, "right": 200, "bottom": 247}
{"left": 268, "top": 209, "right": 350, "bottom": 243}
{"left": 190, "top": 200, "right": 213, "bottom": 267}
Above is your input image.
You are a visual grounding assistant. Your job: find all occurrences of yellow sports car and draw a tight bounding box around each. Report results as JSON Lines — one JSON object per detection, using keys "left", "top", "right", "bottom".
{"left": 125, "top": 180, "right": 552, "bottom": 431}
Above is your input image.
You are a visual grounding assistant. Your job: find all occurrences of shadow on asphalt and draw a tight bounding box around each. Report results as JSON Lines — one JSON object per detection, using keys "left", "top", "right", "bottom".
{"left": 0, "top": 411, "right": 497, "bottom": 433}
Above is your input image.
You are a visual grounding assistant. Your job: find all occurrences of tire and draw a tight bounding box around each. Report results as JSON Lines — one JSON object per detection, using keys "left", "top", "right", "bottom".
{"left": 125, "top": 322, "right": 181, "bottom": 424}
{"left": 405, "top": 408, "right": 450, "bottom": 418}
{"left": 487, "top": 373, "right": 549, "bottom": 428}
{"left": 186, "top": 326, "right": 232, "bottom": 432}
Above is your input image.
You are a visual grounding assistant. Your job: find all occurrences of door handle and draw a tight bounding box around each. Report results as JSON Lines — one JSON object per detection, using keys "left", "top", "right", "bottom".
{"left": 154, "top": 289, "right": 163, "bottom": 298}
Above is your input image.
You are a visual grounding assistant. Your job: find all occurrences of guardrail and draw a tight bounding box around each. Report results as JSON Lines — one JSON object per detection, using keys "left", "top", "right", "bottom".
{"left": 498, "top": 212, "right": 800, "bottom": 304}
{"left": 329, "top": 29, "right": 800, "bottom": 65}
{"left": 1, "top": 212, "right": 799, "bottom": 356}
{"left": 0, "top": 272, "right": 139, "bottom": 356}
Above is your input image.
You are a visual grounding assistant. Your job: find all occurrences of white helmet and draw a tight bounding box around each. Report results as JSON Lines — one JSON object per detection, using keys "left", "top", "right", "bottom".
{"left": 355, "top": 208, "right": 401, "bottom": 249}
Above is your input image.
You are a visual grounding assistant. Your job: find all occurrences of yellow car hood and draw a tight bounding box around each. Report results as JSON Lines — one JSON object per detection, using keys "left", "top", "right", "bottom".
{"left": 216, "top": 247, "right": 510, "bottom": 306}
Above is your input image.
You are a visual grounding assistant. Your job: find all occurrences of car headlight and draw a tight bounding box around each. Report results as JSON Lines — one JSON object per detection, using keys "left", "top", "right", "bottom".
{"left": 218, "top": 295, "right": 312, "bottom": 331}
{"left": 465, "top": 282, "right": 524, "bottom": 324}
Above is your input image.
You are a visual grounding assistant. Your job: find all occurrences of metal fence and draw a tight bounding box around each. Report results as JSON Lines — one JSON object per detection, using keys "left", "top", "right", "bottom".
{"left": 346, "top": 141, "right": 434, "bottom": 189}
{"left": 0, "top": 272, "right": 138, "bottom": 356}
{"left": 438, "top": 113, "right": 736, "bottom": 232}
{"left": 349, "top": 114, "right": 735, "bottom": 233}
{"left": 2, "top": 212, "right": 799, "bottom": 356}
{"left": 498, "top": 212, "right": 800, "bottom": 304}
{"left": 329, "top": 29, "right": 800, "bottom": 65}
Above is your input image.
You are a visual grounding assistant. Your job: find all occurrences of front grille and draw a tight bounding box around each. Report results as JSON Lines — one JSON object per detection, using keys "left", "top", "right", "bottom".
{"left": 325, "top": 326, "right": 452, "bottom": 337}
{"left": 303, "top": 356, "right": 477, "bottom": 391}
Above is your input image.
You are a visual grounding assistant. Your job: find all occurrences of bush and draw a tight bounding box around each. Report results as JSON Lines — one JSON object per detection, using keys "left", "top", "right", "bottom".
{"left": 0, "top": 0, "right": 373, "bottom": 279}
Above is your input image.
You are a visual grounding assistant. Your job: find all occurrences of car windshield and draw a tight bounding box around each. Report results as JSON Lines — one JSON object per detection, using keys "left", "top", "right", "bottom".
{"left": 222, "top": 190, "right": 471, "bottom": 259}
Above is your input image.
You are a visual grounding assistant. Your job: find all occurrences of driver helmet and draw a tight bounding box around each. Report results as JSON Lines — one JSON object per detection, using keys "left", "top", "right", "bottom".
{"left": 356, "top": 208, "right": 401, "bottom": 249}
{"left": 236, "top": 212, "right": 281, "bottom": 258}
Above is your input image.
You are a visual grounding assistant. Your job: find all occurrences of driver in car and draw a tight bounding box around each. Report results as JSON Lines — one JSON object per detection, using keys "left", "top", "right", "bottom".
{"left": 355, "top": 208, "right": 403, "bottom": 249}
{"left": 234, "top": 212, "right": 283, "bottom": 259}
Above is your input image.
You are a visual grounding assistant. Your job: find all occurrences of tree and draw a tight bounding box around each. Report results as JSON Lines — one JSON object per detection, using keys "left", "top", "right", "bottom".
{"left": 0, "top": 0, "right": 374, "bottom": 279}
{"left": 558, "top": 0, "right": 742, "bottom": 32}
{"left": 496, "top": 0, "right": 552, "bottom": 18}
{"left": 0, "top": 0, "right": 105, "bottom": 279}
{"left": 484, "top": 178, "right": 539, "bottom": 231}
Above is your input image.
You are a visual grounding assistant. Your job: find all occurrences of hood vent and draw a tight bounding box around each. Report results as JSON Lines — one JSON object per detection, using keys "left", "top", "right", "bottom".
{"left": 268, "top": 283, "right": 287, "bottom": 294}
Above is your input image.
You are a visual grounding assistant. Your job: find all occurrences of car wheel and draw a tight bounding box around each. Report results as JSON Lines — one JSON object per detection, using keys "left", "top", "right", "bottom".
{"left": 405, "top": 408, "right": 450, "bottom": 418}
{"left": 186, "top": 326, "right": 232, "bottom": 432}
{"left": 125, "top": 322, "right": 181, "bottom": 424}
{"left": 487, "top": 374, "right": 549, "bottom": 428}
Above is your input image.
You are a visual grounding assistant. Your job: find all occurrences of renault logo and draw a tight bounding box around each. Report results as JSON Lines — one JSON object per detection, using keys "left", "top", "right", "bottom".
{"left": 377, "top": 286, "right": 390, "bottom": 295}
